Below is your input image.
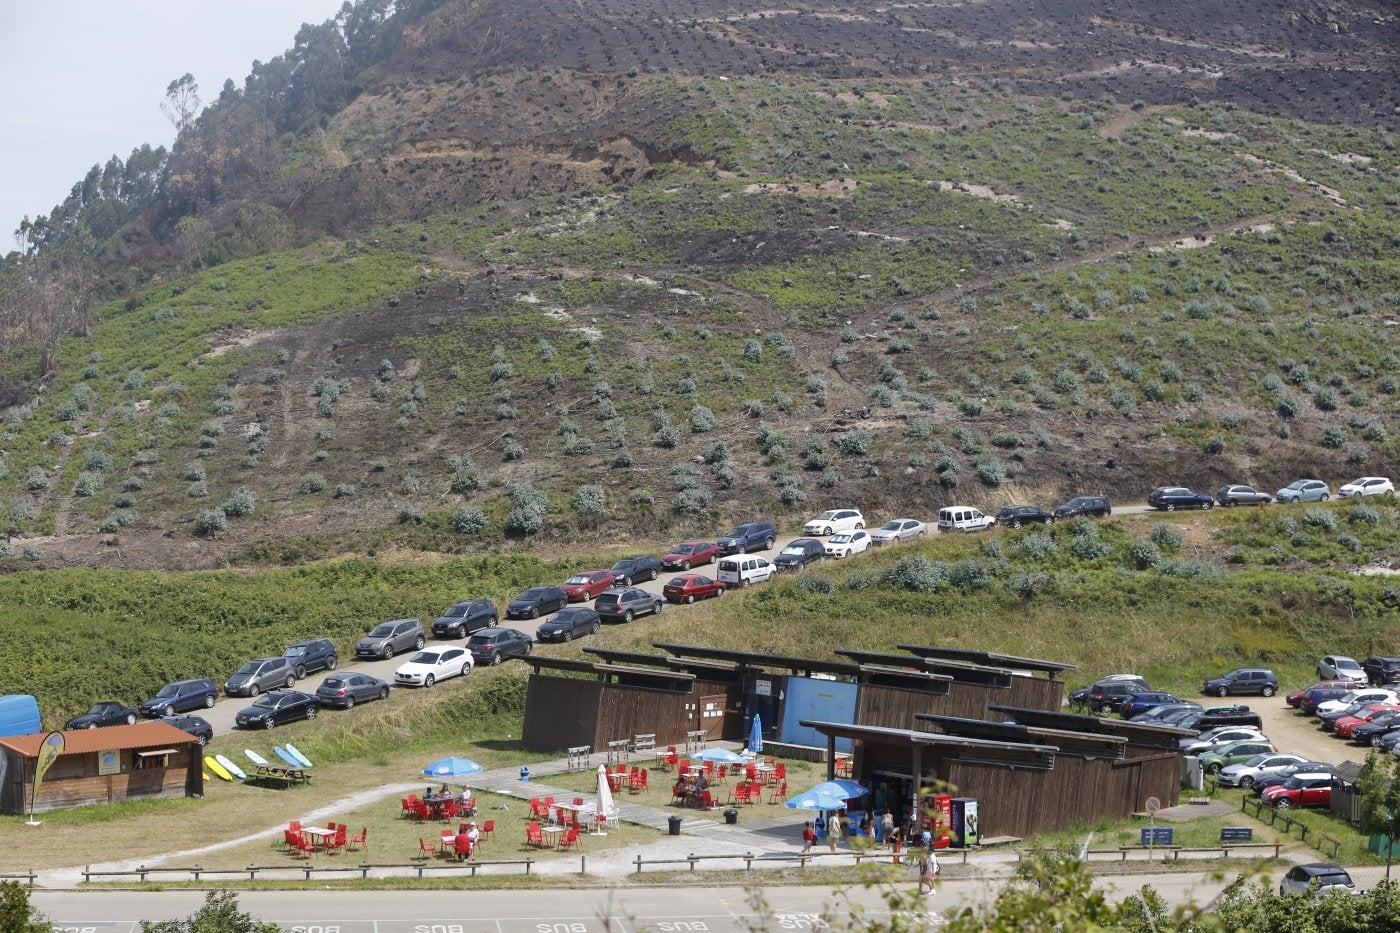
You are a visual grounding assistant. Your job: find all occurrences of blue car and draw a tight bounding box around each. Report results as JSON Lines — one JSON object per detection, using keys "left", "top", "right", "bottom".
{"left": 139, "top": 678, "right": 219, "bottom": 717}
{"left": 1119, "top": 692, "right": 1185, "bottom": 719}
{"left": 715, "top": 521, "right": 778, "bottom": 556}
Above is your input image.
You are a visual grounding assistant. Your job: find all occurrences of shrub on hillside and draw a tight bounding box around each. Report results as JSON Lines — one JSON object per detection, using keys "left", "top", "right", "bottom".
{"left": 885, "top": 556, "right": 945, "bottom": 592}
{"left": 1149, "top": 523, "right": 1184, "bottom": 552}
{"left": 451, "top": 506, "right": 488, "bottom": 535}
{"left": 299, "top": 473, "right": 327, "bottom": 494}
{"left": 222, "top": 487, "right": 255, "bottom": 518}
{"left": 194, "top": 510, "right": 227, "bottom": 535}
{"left": 573, "top": 484, "right": 605, "bottom": 517}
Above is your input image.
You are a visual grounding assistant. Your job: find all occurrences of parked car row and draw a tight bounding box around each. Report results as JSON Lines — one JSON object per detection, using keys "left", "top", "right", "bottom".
{"left": 1153, "top": 475, "right": 1394, "bottom": 511}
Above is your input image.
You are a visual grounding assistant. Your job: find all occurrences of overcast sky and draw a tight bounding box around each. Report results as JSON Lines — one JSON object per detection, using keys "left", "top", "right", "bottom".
{"left": 0, "top": 0, "right": 343, "bottom": 245}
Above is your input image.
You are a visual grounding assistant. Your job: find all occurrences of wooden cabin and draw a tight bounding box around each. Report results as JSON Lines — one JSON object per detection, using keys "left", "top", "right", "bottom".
{"left": 0, "top": 721, "right": 202, "bottom": 814}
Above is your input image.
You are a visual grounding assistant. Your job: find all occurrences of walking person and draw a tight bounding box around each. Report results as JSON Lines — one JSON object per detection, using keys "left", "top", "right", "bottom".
{"left": 828, "top": 810, "right": 842, "bottom": 852}
{"left": 917, "top": 848, "right": 940, "bottom": 896}
{"left": 814, "top": 813, "right": 827, "bottom": 849}
{"left": 881, "top": 810, "right": 894, "bottom": 849}
{"left": 801, "top": 821, "right": 815, "bottom": 854}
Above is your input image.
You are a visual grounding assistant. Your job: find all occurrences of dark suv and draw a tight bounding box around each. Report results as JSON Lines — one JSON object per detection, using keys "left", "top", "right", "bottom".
{"left": 1069, "top": 675, "right": 1149, "bottom": 710}
{"left": 1363, "top": 656, "right": 1400, "bottom": 686}
{"left": 1204, "top": 668, "right": 1279, "bottom": 698}
{"left": 995, "top": 505, "right": 1054, "bottom": 527}
{"left": 1054, "top": 495, "right": 1111, "bottom": 519}
{"left": 506, "top": 586, "right": 569, "bottom": 620}
{"left": 283, "top": 638, "right": 338, "bottom": 678}
{"left": 609, "top": 555, "right": 662, "bottom": 587}
{"left": 1084, "top": 682, "right": 1145, "bottom": 713}
{"left": 1175, "top": 705, "right": 1264, "bottom": 730}
{"left": 773, "top": 538, "right": 825, "bottom": 571}
{"left": 431, "top": 600, "right": 499, "bottom": 639}
{"left": 140, "top": 678, "right": 219, "bottom": 717}
{"left": 716, "top": 522, "right": 778, "bottom": 555}
{"left": 594, "top": 587, "right": 663, "bottom": 623}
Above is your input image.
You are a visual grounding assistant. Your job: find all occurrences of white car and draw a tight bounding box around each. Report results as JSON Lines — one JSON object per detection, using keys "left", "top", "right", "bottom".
{"left": 715, "top": 555, "right": 777, "bottom": 588}
{"left": 825, "top": 530, "right": 871, "bottom": 558}
{"left": 1317, "top": 689, "right": 1399, "bottom": 717}
{"left": 937, "top": 506, "right": 996, "bottom": 532}
{"left": 1179, "top": 726, "right": 1267, "bottom": 755}
{"left": 1317, "top": 655, "right": 1367, "bottom": 684}
{"left": 869, "top": 518, "right": 928, "bottom": 545}
{"left": 1217, "top": 752, "right": 1309, "bottom": 789}
{"left": 1339, "top": 476, "right": 1394, "bottom": 498}
{"left": 394, "top": 646, "right": 473, "bottom": 688}
{"left": 803, "top": 509, "right": 865, "bottom": 536}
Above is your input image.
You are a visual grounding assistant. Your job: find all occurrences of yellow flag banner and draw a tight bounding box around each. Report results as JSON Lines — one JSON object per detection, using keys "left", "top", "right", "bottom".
{"left": 30, "top": 731, "right": 65, "bottom": 818}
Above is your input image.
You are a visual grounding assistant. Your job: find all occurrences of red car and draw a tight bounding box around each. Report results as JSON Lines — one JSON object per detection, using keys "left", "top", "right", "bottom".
{"left": 662, "top": 574, "right": 727, "bottom": 604}
{"left": 1335, "top": 704, "right": 1400, "bottom": 739}
{"left": 561, "top": 570, "right": 615, "bottom": 602}
{"left": 661, "top": 541, "right": 721, "bottom": 571}
{"left": 1287, "top": 680, "right": 1352, "bottom": 708}
{"left": 1262, "top": 774, "right": 1333, "bottom": 809}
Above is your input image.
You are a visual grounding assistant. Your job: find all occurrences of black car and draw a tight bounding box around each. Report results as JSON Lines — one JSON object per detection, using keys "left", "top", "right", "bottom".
{"left": 1175, "top": 705, "right": 1264, "bottom": 730}
{"left": 431, "top": 600, "right": 499, "bottom": 639}
{"left": 609, "top": 556, "right": 662, "bottom": 587}
{"left": 1083, "top": 683, "right": 1142, "bottom": 714}
{"left": 716, "top": 522, "right": 778, "bottom": 556}
{"left": 283, "top": 638, "right": 339, "bottom": 678}
{"left": 594, "top": 587, "right": 664, "bottom": 623}
{"left": 1351, "top": 710, "right": 1400, "bottom": 746}
{"left": 140, "top": 679, "right": 219, "bottom": 717}
{"left": 161, "top": 714, "right": 214, "bottom": 746}
{"left": 773, "top": 538, "right": 825, "bottom": 571}
{"left": 1363, "top": 656, "right": 1400, "bottom": 686}
{"left": 65, "top": 701, "right": 139, "bottom": 730}
{"left": 315, "top": 673, "right": 390, "bottom": 709}
{"left": 1054, "top": 495, "right": 1111, "bottom": 519}
{"left": 1216, "top": 484, "right": 1272, "bottom": 507}
{"left": 994, "top": 505, "right": 1054, "bottom": 527}
{"left": 1147, "top": 487, "right": 1215, "bottom": 511}
{"left": 536, "top": 607, "right": 602, "bottom": 643}
{"left": 1068, "top": 675, "right": 1149, "bottom": 709}
{"left": 507, "top": 586, "right": 569, "bottom": 620}
{"left": 1203, "top": 668, "right": 1279, "bottom": 698}
{"left": 1128, "top": 703, "right": 1202, "bottom": 723}
{"left": 466, "top": 628, "right": 534, "bottom": 666}
{"left": 235, "top": 690, "right": 319, "bottom": 729}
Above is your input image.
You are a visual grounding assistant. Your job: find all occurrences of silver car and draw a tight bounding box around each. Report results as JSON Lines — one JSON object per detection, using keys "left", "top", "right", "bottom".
{"left": 868, "top": 518, "right": 928, "bottom": 545}
{"left": 224, "top": 657, "right": 297, "bottom": 698}
{"left": 356, "top": 618, "right": 426, "bottom": 660}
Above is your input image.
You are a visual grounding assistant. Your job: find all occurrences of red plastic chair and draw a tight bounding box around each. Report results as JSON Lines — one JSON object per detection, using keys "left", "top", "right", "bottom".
{"left": 730, "top": 783, "right": 751, "bottom": 805}
{"left": 290, "top": 831, "right": 318, "bottom": 858}
{"left": 481, "top": 819, "right": 495, "bottom": 842}
{"left": 767, "top": 780, "right": 788, "bottom": 804}
{"left": 442, "top": 799, "right": 459, "bottom": 822}
{"left": 526, "top": 820, "right": 543, "bottom": 848}
{"left": 559, "top": 825, "right": 581, "bottom": 851}
{"left": 416, "top": 838, "right": 437, "bottom": 860}
{"left": 714, "top": 764, "right": 728, "bottom": 785}
{"left": 699, "top": 790, "right": 716, "bottom": 810}
{"left": 774, "top": 762, "right": 787, "bottom": 781}
{"left": 348, "top": 828, "right": 368, "bottom": 852}
{"left": 745, "top": 763, "right": 758, "bottom": 783}
{"left": 529, "top": 797, "right": 546, "bottom": 819}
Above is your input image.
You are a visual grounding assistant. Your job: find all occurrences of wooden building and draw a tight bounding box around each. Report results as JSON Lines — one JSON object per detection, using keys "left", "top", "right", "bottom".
{"left": 836, "top": 649, "right": 1065, "bottom": 725}
{"left": 0, "top": 721, "right": 201, "bottom": 815}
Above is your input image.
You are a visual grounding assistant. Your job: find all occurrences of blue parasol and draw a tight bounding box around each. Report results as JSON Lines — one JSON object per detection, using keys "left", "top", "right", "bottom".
{"left": 749, "top": 713, "right": 763, "bottom": 753}
{"left": 422, "top": 756, "right": 484, "bottom": 777}
{"left": 691, "top": 747, "right": 746, "bottom": 764}
{"left": 784, "top": 787, "right": 849, "bottom": 811}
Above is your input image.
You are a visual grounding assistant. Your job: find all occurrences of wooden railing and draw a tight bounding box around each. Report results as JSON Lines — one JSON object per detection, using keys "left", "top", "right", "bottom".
{"left": 82, "top": 858, "right": 540, "bottom": 883}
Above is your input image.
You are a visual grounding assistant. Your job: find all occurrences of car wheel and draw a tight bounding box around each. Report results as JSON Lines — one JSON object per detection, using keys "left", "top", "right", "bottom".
{"left": 563, "top": 628, "right": 573, "bottom": 642}
{"left": 1374, "top": 736, "right": 1385, "bottom": 747}
{"left": 619, "top": 576, "right": 632, "bottom": 587}
{"left": 1206, "top": 762, "right": 1222, "bottom": 775}
{"left": 265, "top": 718, "right": 276, "bottom": 730}
{"left": 530, "top": 607, "right": 540, "bottom": 619}
{"left": 1262, "top": 686, "right": 1276, "bottom": 697}
{"left": 379, "top": 687, "right": 390, "bottom": 700}
{"left": 1320, "top": 494, "right": 1329, "bottom": 502}
{"left": 590, "top": 622, "right": 600, "bottom": 635}
{"left": 1239, "top": 775, "right": 1254, "bottom": 788}
{"left": 1165, "top": 504, "right": 1176, "bottom": 512}
{"left": 285, "top": 675, "right": 296, "bottom": 689}
{"left": 1216, "top": 686, "right": 1229, "bottom": 697}
{"left": 653, "top": 602, "right": 664, "bottom": 615}
{"left": 1203, "top": 501, "right": 1213, "bottom": 510}
{"left": 464, "top": 662, "right": 474, "bottom": 675}
{"left": 623, "top": 610, "right": 634, "bottom": 623}
{"left": 249, "top": 684, "right": 260, "bottom": 697}
{"left": 1010, "top": 519, "right": 1022, "bottom": 528}
{"left": 685, "top": 594, "right": 696, "bottom": 604}
{"left": 382, "top": 645, "right": 394, "bottom": 659}
{"left": 765, "top": 537, "right": 775, "bottom": 549}
{"left": 125, "top": 713, "right": 137, "bottom": 725}
{"left": 164, "top": 705, "right": 177, "bottom": 717}
{"left": 716, "top": 587, "right": 724, "bottom": 597}
{"left": 344, "top": 696, "right": 356, "bottom": 710}
{"left": 424, "top": 675, "right": 435, "bottom": 688}
{"left": 822, "top": 526, "right": 832, "bottom": 535}
{"left": 294, "top": 666, "right": 306, "bottom": 680}
{"left": 742, "top": 578, "right": 752, "bottom": 588}
{"left": 1274, "top": 798, "right": 1292, "bottom": 809}
{"left": 414, "top": 635, "right": 426, "bottom": 650}
{"left": 490, "top": 653, "right": 503, "bottom": 666}
{"left": 195, "top": 734, "right": 207, "bottom": 747}
{"left": 680, "top": 561, "right": 691, "bottom": 571}
{"left": 86, "top": 722, "right": 98, "bottom": 729}
{"left": 305, "top": 706, "right": 317, "bottom": 721}
{"left": 327, "top": 656, "right": 337, "bottom": 670}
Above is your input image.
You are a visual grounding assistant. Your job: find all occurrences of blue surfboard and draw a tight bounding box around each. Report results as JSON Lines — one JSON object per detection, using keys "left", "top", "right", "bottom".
{"left": 284, "top": 742, "right": 314, "bottom": 768}
{"left": 273, "top": 745, "right": 303, "bottom": 768}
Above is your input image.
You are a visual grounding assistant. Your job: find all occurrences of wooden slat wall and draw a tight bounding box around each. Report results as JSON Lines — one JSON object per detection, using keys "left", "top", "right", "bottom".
{"left": 596, "top": 685, "right": 693, "bottom": 748}
{"left": 1006, "top": 677, "right": 1063, "bottom": 712}
{"left": 858, "top": 680, "right": 1054, "bottom": 729}
{"left": 857, "top": 685, "right": 948, "bottom": 730}
{"left": 523, "top": 675, "right": 602, "bottom": 752}
{"left": 695, "top": 679, "right": 745, "bottom": 740}
{"left": 0, "top": 749, "right": 194, "bottom": 814}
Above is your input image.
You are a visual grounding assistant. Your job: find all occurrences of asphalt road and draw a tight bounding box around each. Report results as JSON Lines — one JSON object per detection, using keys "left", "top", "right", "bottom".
{"left": 33, "top": 870, "right": 1233, "bottom": 931}
{"left": 192, "top": 507, "right": 1158, "bottom": 738}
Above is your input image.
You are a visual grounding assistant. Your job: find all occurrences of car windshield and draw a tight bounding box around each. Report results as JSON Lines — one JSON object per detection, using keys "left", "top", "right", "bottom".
{"left": 813, "top": 511, "right": 838, "bottom": 520}
{"left": 252, "top": 696, "right": 278, "bottom": 709}
{"left": 672, "top": 544, "right": 697, "bottom": 554}
{"left": 1285, "top": 481, "right": 1308, "bottom": 490}
{"left": 521, "top": 588, "right": 548, "bottom": 598}
{"left": 441, "top": 605, "right": 469, "bottom": 618}
{"left": 236, "top": 662, "right": 262, "bottom": 674}
{"left": 565, "top": 575, "right": 592, "bottom": 585}
{"left": 724, "top": 528, "right": 747, "bottom": 537}
{"left": 408, "top": 651, "right": 442, "bottom": 664}
{"left": 285, "top": 646, "right": 308, "bottom": 657}
{"left": 781, "top": 545, "right": 807, "bottom": 555}
{"left": 368, "top": 624, "right": 394, "bottom": 637}
{"left": 1336, "top": 658, "right": 1362, "bottom": 671}
{"left": 830, "top": 534, "right": 852, "bottom": 543}
{"left": 881, "top": 521, "right": 903, "bottom": 530}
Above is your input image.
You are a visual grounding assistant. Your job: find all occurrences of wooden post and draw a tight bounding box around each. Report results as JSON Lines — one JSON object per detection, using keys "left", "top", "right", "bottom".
{"left": 826, "top": 734, "right": 837, "bottom": 781}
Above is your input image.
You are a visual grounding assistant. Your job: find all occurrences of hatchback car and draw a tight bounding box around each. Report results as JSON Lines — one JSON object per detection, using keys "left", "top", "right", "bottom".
{"left": 803, "top": 509, "right": 865, "bottom": 536}
{"left": 716, "top": 555, "right": 777, "bottom": 588}
{"left": 1263, "top": 773, "right": 1333, "bottom": 809}
{"left": 608, "top": 555, "right": 662, "bottom": 587}
{"left": 466, "top": 628, "right": 533, "bottom": 666}
{"left": 1180, "top": 726, "right": 1268, "bottom": 756}
{"left": 1215, "top": 484, "right": 1272, "bottom": 507}
{"left": 774, "top": 538, "right": 826, "bottom": 571}
{"left": 661, "top": 541, "right": 721, "bottom": 571}
{"left": 225, "top": 657, "right": 297, "bottom": 698}
{"left": 716, "top": 522, "right": 777, "bottom": 555}
{"left": 356, "top": 618, "right": 426, "bottom": 660}
{"left": 1254, "top": 762, "right": 1334, "bottom": 796}
{"left": 535, "top": 607, "right": 602, "bottom": 642}
{"left": 283, "top": 638, "right": 339, "bottom": 678}
{"left": 1339, "top": 476, "right": 1394, "bottom": 498}
{"left": 235, "top": 690, "right": 319, "bottom": 729}
{"left": 869, "top": 518, "right": 929, "bottom": 545}
{"left": 1217, "top": 752, "right": 1308, "bottom": 789}
{"left": 1317, "top": 654, "right": 1366, "bottom": 684}
{"left": 65, "top": 701, "right": 140, "bottom": 730}
{"left": 993, "top": 506, "right": 1053, "bottom": 528}
{"left": 315, "top": 673, "right": 390, "bottom": 709}
{"left": 663, "top": 574, "right": 727, "bottom": 603}
{"left": 1300, "top": 683, "right": 1357, "bottom": 714}
{"left": 1198, "top": 739, "right": 1276, "bottom": 774}
{"left": 1118, "top": 692, "right": 1184, "bottom": 719}
{"left": 1353, "top": 709, "right": 1400, "bottom": 746}
{"left": 1279, "top": 862, "right": 1359, "bottom": 896}
{"left": 594, "top": 587, "right": 664, "bottom": 623}
{"left": 506, "top": 586, "right": 569, "bottom": 620}
{"left": 1203, "top": 668, "right": 1279, "bottom": 697}
{"left": 1276, "top": 479, "right": 1330, "bottom": 503}
{"left": 1334, "top": 704, "right": 1400, "bottom": 739}
{"left": 1317, "top": 688, "right": 1399, "bottom": 718}
{"left": 161, "top": 714, "right": 214, "bottom": 746}
{"left": 1147, "top": 487, "right": 1214, "bottom": 511}
{"left": 1287, "top": 680, "right": 1352, "bottom": 708}
{"left": 140, "top": 679, "right": 219, "bottom": 717}
{"left": 825, "top": 530, "right": 871, "bottom": 558}
{"left": 1054, "top": 495, "right": 1111, "bottom": 519}
{"left": 561, "top": 571, "right": 615, "bottom": 603}
{"left": 395, "top": 646, "right": 473, "bottom": 687}
{"left": 431, "top": 600, "right": 498, "bottom": 639}
{"left": 1069, "top": 675, "right": 1150, "bottom": 709}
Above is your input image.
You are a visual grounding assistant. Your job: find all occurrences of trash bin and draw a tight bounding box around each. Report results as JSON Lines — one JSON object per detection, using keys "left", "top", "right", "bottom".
{"left": 668, "top": 815, "right": 683, "bottom": 836}
{"left": 724, "top": 808, "right": 739, "bottom": 825}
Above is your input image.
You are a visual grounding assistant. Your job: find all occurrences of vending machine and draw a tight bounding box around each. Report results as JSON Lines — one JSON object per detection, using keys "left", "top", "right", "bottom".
{"left": 950, "top": 797, "right": 980, "bottom": 848}
{"left": 922, "top": 792, "right": 953, "bottom": 848}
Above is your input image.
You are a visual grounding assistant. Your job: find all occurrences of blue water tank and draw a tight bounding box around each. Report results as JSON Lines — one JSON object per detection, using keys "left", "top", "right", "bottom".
{"left": 0, "top": 695, "right": 41, "bottom": 738}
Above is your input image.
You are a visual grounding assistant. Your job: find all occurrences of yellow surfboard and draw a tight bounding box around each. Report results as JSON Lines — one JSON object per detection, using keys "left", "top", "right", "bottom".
{"left": 204, "top": 755, "right": 233, "bottom": 781}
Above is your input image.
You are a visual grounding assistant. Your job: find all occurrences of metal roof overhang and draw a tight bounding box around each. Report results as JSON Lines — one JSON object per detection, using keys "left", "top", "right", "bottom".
{"left": 521, "top": 655, "right": 696, "bottom": 690}
{"left": 582, "top": 648, "right": 740, "bottom": 679}
{"left": 653, "top": 643, "right": 862, "bottom": 678}
{"left": 897, "top": 644, "right": 1077, "bottom": 677}
{"left": 916, "top": 713, "right": 1127, "bottom": 760}
{"left": 989, "top": 705, "right": 1194, "bottom": 750}
{"left": 800, "top": 719, "right": 1057, "bottom": 771}
{"left": 836, "top": 649, "right": 1015, "bottom": 687}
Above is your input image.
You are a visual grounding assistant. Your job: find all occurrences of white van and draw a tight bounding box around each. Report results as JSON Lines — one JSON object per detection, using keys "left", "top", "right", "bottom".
{"left": 716, "top": 555, "right": 777, "bottom": 588}
{"left": 937, "top": 506, "right": 995, "bottom": 533}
